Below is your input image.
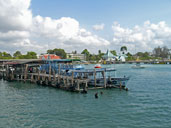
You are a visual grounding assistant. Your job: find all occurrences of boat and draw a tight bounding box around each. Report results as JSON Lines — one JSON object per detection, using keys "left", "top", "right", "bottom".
{"left": 132, "top": 63, "right": 145, "bottom": 69}
{"left": 94, "top": 64, "right": 101, "bottom": 68}
{"left": 73, "top": 68, "right": 129, "bottom": 88}
{"left": 40, "top": 60, "right": 129, "bottom": 88}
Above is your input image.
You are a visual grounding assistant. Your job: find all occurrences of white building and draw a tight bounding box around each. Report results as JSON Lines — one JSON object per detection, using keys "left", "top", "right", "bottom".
{"left": 102, "top": 50, "right": 116, "bottom": 61}
{"left": 116, "top": 53, "right": 127, "bottom": 62}
{"left": 66, "top": 53, "right": 86, "bottom": 60}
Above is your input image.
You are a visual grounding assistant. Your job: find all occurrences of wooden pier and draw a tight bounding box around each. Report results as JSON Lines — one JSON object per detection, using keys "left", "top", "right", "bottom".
{"left": 0, "top": 59, "right": 128, "bottom": 93}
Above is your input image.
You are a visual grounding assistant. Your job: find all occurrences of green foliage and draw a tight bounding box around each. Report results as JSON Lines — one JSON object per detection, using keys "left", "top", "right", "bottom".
{"left": 47, "top": 48, "right": 66, "bottom": 59}
{"left": 0, "top": 52, "right": 12, "bottom": 59}
{"left": 126, "top": 52, "right": 135, "bottom": 61}
{"left": 81, "top": 49, "right": 90, "bottom": 61}
{"left": 153, "top": 46, "right": 170, "bottom": 58}
{"left": 120, "top": 46, "right": 127, "bottom": 52}
{"left": 13, "top": 51, "right": 22, "bottom": 58}
{"left": 110, "top": 50, "right": 117, "bottom": 56}
{"left": 26, "top": 51, "right": 37, "bottom": 59}
{"left": 17, "top": 51, "right": 37, "bottom": 59}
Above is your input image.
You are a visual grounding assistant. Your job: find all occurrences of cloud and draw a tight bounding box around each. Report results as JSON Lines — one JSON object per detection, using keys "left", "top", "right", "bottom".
{"left": 0, "top": 0, "right": 110, "bottom": 54}
{"left": 0, "top": 0, "right": 32, "bottom": 32}
{"left": 93, "top": 23, "right": 105, "bottom": 31}
{"left": 112, "top": 21, "right": 171, "bottom": 52}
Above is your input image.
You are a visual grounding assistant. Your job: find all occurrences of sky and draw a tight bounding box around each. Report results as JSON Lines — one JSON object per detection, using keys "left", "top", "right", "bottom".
{"left": 1, "top": 0, "right": 171, "bottom": 54}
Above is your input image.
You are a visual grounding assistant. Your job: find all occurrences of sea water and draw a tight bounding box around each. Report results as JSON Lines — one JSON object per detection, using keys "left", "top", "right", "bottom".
{"left": 0, "top": 64, "right": 171, "bottom": 128}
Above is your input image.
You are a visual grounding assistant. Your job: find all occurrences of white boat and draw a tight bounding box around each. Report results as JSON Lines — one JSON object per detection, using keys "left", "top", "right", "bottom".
{"left": 132, "top": 63, "right": 145, "bottom": 69}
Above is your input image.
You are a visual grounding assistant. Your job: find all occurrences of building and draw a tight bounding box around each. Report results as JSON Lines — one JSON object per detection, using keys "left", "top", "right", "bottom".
{"left": 39, "top": 54, "right": 61, "bottom": 60}
{"left": 102, "top": 49, "right": 116, "bottom": 61}
{"left": 66, "top": 53, "right": 86, "bottom": 60}
{"left": 116, "top": 53, "right": 127, "bottom": 62}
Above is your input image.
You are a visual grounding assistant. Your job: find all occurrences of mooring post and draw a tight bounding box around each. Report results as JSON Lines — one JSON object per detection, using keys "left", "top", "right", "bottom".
{"left": 71, "top": 71, "right": 74, "bottom": 86}
{"left": 11, "top": 69, "right": 14, "bottom": 80}
{"left": 6, "top": 65, "right": 9, "bottom": 79}
{"left": 53, "top": 70, "right": 56, "bottom": 82}
{"left": 77, "top": 80, "right": 80, "bottom": 90}
{"left": 85, "top": 81, "right": 88, "bottom": 88}
{"left": 31, "top": 74, "right": 33, "bottom": 83}
{"left": 24, "top": 64, "right": 28, "bottom": 82}
{"left": 38, "top": 69, "right": 40, "bottom": 81}
{"left": 94, "top": 69, "right": 96, "bottom": 87}
{"left": 49, "top": 64, "right": 51, "bottom": 81}
{"left": 58, "top": 64, "right": 60, "bottom": 84}
{"left": 102, "top": 71, "right": 106, "bottom": 88}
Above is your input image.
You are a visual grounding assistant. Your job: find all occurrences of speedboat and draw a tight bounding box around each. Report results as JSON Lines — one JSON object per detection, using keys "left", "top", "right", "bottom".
{"left": 94, "top": 64, "right": 101, "bottom": 68}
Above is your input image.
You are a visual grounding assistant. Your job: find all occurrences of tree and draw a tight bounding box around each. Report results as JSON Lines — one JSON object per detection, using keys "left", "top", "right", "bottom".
{"left": 47, "top": 49, "right": 54, "bottom": 54}
{"left": 53, "top": 48, "right": 66, "bottom": 59}
{"left": 153, "top": 46, "right": 169, "bottom": 58}
{"left": 13, "top": 51, "right": 22, "bottom": 58}
{"left": 23, "top": 51, "right": 37, "bottom": 59}
{"left": 120, "top": 46, "right": 127, "bottom": 54}
{"left": 110, "top": 50, "right": 117, "bottom": 56}
{"left": 2, "top": 52, "right": 12, "bottom": 59}
{"left": 126, "top": 52, "right": 135, "bottom": 61}
{"left": 98, "top": 50, "right": 101, "bottom": 55}
{"left": 47, "top": 48, "right": 66, "bottom": 59}
{"left": 81, "top": 49, "right": 90, "bottom": 61}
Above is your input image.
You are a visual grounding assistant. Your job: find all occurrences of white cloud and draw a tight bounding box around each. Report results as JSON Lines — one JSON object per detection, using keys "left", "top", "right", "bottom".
{"left": 0, "top": 0, "right": 110, "bottom": 54}
{"left": 93, "top": 23, "right": 105, "bottom": 31}
{"left": 0, "top": 0, "right": 32, "bottom": 32}
{"left": 112, "top": 21, "right": 171, "bottom": 52}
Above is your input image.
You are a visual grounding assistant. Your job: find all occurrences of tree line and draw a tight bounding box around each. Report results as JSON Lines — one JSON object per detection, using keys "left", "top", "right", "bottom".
{"left": 0, "top": 46, "right": 170, "bottom": 60}
{"left": 0, "top": 51, "right": 37, "bottom": 59}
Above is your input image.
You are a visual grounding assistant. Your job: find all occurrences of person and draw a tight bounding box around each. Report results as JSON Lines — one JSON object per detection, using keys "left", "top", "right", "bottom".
{"left": 95, "top": 92, "right": 98, "bottom": 98}
{"left": 100, "top": 91, "right": 103, "bottom": 95}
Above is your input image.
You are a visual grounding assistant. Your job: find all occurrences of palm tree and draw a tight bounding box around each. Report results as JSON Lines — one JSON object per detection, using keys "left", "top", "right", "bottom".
{"left": 120, "top": 46, "right": 127, "bottom": 54}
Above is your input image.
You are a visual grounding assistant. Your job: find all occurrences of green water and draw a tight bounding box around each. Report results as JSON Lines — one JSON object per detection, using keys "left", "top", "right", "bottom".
{"left": 0, "top": 64, "right": 171, "bottom": 128}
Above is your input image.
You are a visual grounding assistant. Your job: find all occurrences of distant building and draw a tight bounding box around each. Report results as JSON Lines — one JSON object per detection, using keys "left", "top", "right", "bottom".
{"left": 102, "top": 49, "right": 116, "bottom": 61}
{"left": 116, "top": 53, "right": 127, "bottom": 62}
{"left": 39, "top": 54, "right": 61, "bottom": 60}
{"left": 66, "top": 53, "right": 86, "bottom": 60}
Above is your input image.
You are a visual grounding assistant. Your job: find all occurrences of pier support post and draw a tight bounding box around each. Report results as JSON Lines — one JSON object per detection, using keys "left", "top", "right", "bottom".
{"left": 31, "top": 74, "right": 33, "bottom": 83}
{"left": 38, "top": 70, "right": 40, "bottom": 81}
{"left": 57, "top": 64, "right": 60, "bottom": 84}
{"left": 94, "top": 69, "right": 96, "bottom": 87}
{"left": 11, "top": 69, "right": 14, "bottom": 80}
{"left": 71, "top": 71, "right": 74, "bottom": 86}
{"left": 48, "top": 65, "right": 51, "bottom": 81}
{"left": 24, "top": 64, "right": 28, "bottom": 82}
{"left": 53, "top": 70, "right": 56, "bottom": 82}
{"left": 77, "top": 80, "right": 80, "bottom": 90}
{"left": 102, "top": 71, "right": 106, "bottom": 88}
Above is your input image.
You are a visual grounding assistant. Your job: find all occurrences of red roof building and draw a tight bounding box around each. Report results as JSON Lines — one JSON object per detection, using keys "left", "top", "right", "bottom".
{"left": 39, "top": 54, "right": 61, "bottom": 60}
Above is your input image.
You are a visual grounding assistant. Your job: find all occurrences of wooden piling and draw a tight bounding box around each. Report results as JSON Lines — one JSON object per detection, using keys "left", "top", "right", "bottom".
{"left": 53, "top": 70, "right": 56, "bottom": 82}
{"left": 94, "top": 69, "right": 96, "bottom": 87}
{"left": 48, "top": 65, "right": 51, "bottom": 81}
{"left": 71, "top": 71, "right": 74, "bottom": 86}
{"left": 102, "top": 71, "right": 106, "bottom": 88}
{"left": 77, "top": 80, "right": 80, "bottom": 90}
{"left": 38, "top": 70, "right": 40, "bottom": 81}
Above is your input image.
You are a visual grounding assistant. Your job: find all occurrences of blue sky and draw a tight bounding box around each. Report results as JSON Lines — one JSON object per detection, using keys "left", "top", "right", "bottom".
{"left": 30, "top": 0, "right": 171, "bottom": 42}
{"left": 31, "top": 0, "right": 171, "bottom": 26}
